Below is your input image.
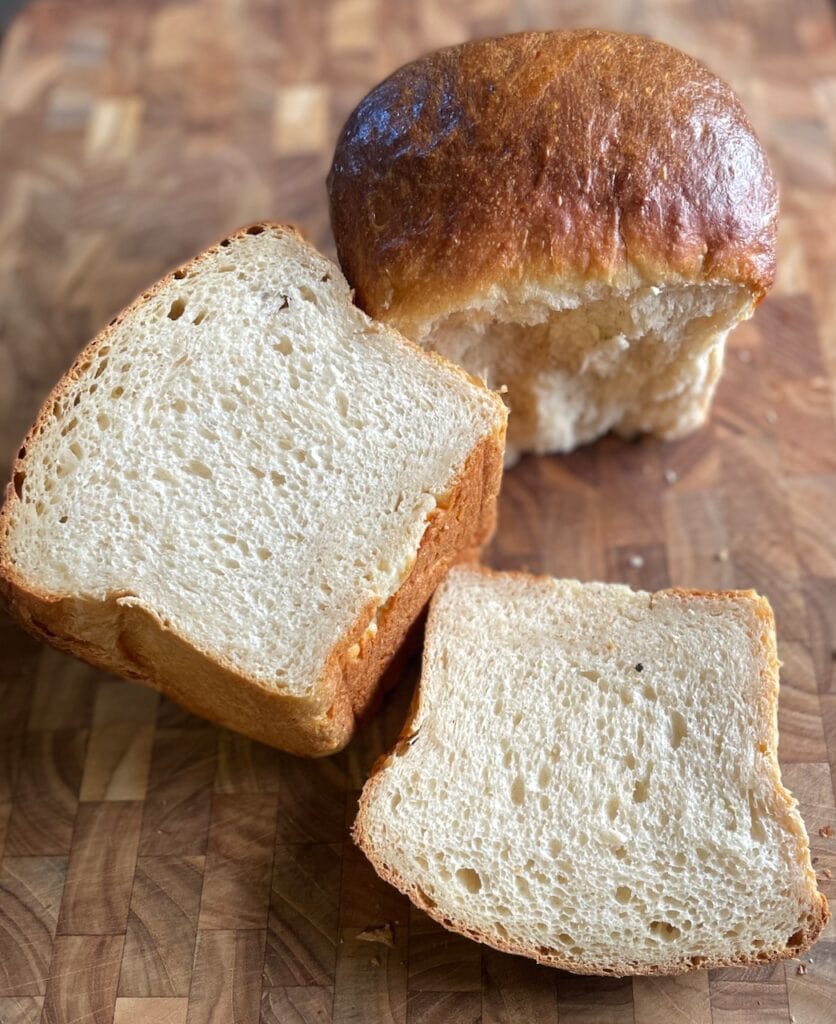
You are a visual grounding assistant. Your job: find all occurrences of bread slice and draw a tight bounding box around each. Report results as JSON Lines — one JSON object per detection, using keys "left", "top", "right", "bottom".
{"left": 355, "top": 567, "right": 828, "bottom": 974}
{"left": 328, "top": 30, "right": 777, "bottom": 464}
{"left": 0, "top": 225, "right": 506, "bottom": 756}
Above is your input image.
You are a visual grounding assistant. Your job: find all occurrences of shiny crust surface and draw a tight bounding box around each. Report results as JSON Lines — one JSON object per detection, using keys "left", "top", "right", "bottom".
{"left": 328, "top": 30, "right": 777, "bottom": 333}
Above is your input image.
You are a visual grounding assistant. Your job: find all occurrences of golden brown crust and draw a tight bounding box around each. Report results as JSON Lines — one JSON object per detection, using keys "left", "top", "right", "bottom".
{"left": 354, "top": 568, "right": 828, "bottom": 973}
{"left": 328, "top": 30, "right": 777, "bottom": 336}
{"left": 0, "top": 224, "right": 507, "bottom": 757}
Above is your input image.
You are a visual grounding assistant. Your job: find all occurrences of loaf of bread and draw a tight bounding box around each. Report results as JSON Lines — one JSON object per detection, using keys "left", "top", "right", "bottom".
{"left": 355, "top": 567, "right": 828, "bottom": 974}
{"left": 328, "top": 30, "right": 777, "bottom": 463}
{"left": 0, "top": 225, "right": 507, "bottom": 756}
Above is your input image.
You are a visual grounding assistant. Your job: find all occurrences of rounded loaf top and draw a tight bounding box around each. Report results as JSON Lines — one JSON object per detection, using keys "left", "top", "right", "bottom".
{"left": 327, "top": 29, "right": 777, "bottom": 335}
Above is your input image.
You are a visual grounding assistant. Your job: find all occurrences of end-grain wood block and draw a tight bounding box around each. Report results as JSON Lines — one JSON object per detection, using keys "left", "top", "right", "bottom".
{"left": 0, "top": 857, "right": 67, "bottom": 997}
{"left": 56, "top": 801, "right": 142, "bottom": 935}
{"left": 113, "top": 998, "right": 189, "bottom": 1024}
{"left": 709, "top": 964, "right": 791, "bottom": 1024}
{"left": 263, "top": 843, "right": 342, "bottom": 988}
{"left": 333, "top": 925, "right": 408, "bottom": 1024}
{"left": 5, "top": 730, "right": 88, "bottom": 856}
{"left": 406, "top": 990, "right": 482, "bottom": 1024}
{"left": 631, "top": 973, "right": 712, "bottom": 1024}
{"left": 198, "top": 793, "right": 277, "bottom": 931}
{"left": 138, "top": 729, "right": 216, "bottom": 856}
{"left": 41, "top": 934, "right": 123, "bottom": 1024}
{"left": 556, "top": 974, "right": 635, "bottom": 1024}
{"left": 0, "top": 998, "right": 45, "bottom": 1024}
{"left": 482, "top": 944, "right": 558, "bottom": 1024}
{"left": 80, "top": 677, "right": 158, "bottom": 802}
{"left": 118, "top": 856, "right": 204, "bottom": 998}
{"left": 214, "top": 730, "right": 281, "bottom": 794}
{"left": 28, "top": 648, "right": 98, "bottom": 730}
{"left": 260, "top": 986, "right": 333, "bottom": 1024}
{"left": 187, "top": 929, "right": 265, "bottom": 1024}
{"left": 274, "top": 754, "right": 347, "bottom": 844}
{"left": 407, "top": 906, "right": 481, "bottom": 993}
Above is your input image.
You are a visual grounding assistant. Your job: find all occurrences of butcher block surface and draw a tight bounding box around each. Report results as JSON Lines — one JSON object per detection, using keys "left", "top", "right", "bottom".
{"left": 0, "top": 1, "right": 835, "bottom": 1022}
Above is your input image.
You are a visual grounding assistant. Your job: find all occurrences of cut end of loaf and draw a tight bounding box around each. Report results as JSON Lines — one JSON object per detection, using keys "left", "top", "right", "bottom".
{"left": 355, "top": 567, "right": 828, "bottom": 974}
{"left": 0, "top": 224, "right": 506, "bottom": 753}
{"left": 408, "top": 279, "right": 755, "bottom": 463}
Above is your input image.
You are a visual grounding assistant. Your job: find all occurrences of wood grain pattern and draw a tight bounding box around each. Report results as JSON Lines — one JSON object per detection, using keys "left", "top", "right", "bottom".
{"left": 0, "top": 1, "right": 834, "bottom": 1022}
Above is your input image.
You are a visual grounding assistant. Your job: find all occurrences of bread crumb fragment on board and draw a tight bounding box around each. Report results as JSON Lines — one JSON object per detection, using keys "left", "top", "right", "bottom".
{"left": 819, "top": 824, "right": 833, "bottom": 838}
{"left": 357, "top": 923, "right": 395, "bottom": 947}
{"left": 627, "top": 553, "right": 645, "bottom": 569}
{"left": 663, "top": 469, "right": 678, "bottom": 485}
{"left": 765, "top": 408, "right": 778, "bottom": 425}
{"left": 797, "top": 962, "right": 808, "bottom": 975}
{"left": 715, "top": 548, "right": 730, "bottom": 562}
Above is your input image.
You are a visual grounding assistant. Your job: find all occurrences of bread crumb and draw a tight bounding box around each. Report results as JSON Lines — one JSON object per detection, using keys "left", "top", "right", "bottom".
{"left": 357, "top": 923, "right": 395, "bottom": 947}
{"left": 818, "top": 825, "right": 833, "bottom": 838}
{"left": 627, "top": 554, "right": 644, "bottom": 569}
{"left": 497, "top": 384, "right": 509, "bottom": 395}
{"left": 797, "top": 963, "right": 808, "bottom": 975}
{"left": 820, "top": 868, "right": 831, "bottom": 879}
{"left": 715, "top": 548, "right": 730, "bottom": 562}
{"left": 765, "top": 409, "right": 778, "bottom": 425}
{"left": 663, "top": 469, "right": 678, "bottom": 485}
{"left": 737, "top": 349, "right": 752, "bottom": 364}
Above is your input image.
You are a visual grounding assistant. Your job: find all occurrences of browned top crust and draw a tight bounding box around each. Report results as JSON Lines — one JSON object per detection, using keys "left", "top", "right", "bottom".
{"left": 328, "top": 30, "right": 778, "bottom": 332}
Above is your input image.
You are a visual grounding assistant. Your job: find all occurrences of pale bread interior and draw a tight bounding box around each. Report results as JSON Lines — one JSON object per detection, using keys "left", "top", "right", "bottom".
{"left": 356, "top": 567, "right": 823, "bottom": 973}
{"left": 2, "top": 227, "right": 504, "bottom": 697}
{"left": 410, "top": 281, "right": 753, "bottom": 464}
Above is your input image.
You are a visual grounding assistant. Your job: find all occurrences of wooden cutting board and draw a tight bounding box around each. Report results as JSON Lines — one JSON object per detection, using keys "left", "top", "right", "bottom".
{"left": 0, "top": 2, "right": 834, "bottom": 1022}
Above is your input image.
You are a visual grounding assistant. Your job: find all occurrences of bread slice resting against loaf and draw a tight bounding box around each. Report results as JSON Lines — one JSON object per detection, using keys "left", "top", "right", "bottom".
{"left": 329, "top": 29, "right": 778, "bottom": 464}
{"left": 355, "top": 567, "right": 828, "bottom": 975}
{"left": 0, "top": 225, "right": 507, "bottom": 756}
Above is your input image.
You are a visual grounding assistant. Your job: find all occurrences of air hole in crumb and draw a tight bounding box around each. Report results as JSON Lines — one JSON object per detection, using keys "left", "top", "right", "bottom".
{"left": 270, "top": 470, "right": 286, "bottom": 487}
{"left": 97, "top": 413, "right": 110, "bottom": 430}
{"left": 643, "top": 683, "right": 656, "bottom": 701}
{"left": 579, "top": 669, "right": 599, "bottom": 682}
{"left": 273, "top": 336, "right": 293, "bottom": 356}
{"left": 787, "top": 929, "right": 805, "bottom": 948}
{"left": 167, "top": 298, "right": 187, "bottom": 320}
{"left": 58, "top": 514, "right": 68, "bottom": 524}
{"left": 670, "top": 710, "right": 688, "bottom": 750}
{"left": 256, "top": 547, "right": 272, "bottom": 561}
{"left": 173, "top": 269, "right": 186, "bottom": 280}
{"left": 606, "top": 797, "right": 620, "bottom": 822}
{"left": 510, "top": 775, "right": 525, "bottom": 806}
{"left": 615, "top": 886, "right": 631, "bottom": 904}
{"left": 390, "top": 791, "right": 401, "bottom": 811}
{"left": 245, "top": 224, "right": 265, "bottom": 235}
{"left": 185, "top": 459, "right": 213, "bottom": 480}
{"left": 111, "top": 386, "right": 124, "bottom": 399}
{"left": 649, "top": 921, "right": 680, "bottom": 942}
{"left": 455, "top": 868, "right": 482, "bottom": 894}
{"left": 515, "top": 875, "right": 530, "bottom": 898}
{"left": 538, "top": 764, "right": 552, "bottom": 788}
{"left": 192, "top": 309, "right": 208, "bottom": 325}
{"left": 13, "top": 471, "right": 25, "bottom": 498}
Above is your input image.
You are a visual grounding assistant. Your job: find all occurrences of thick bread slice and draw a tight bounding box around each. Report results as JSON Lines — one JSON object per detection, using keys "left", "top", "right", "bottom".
{"left": 355, "top": 567, "right": 828, "bottom": 974}
{"left": 0, "top": 225, "right": 507, "bottom": 756}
